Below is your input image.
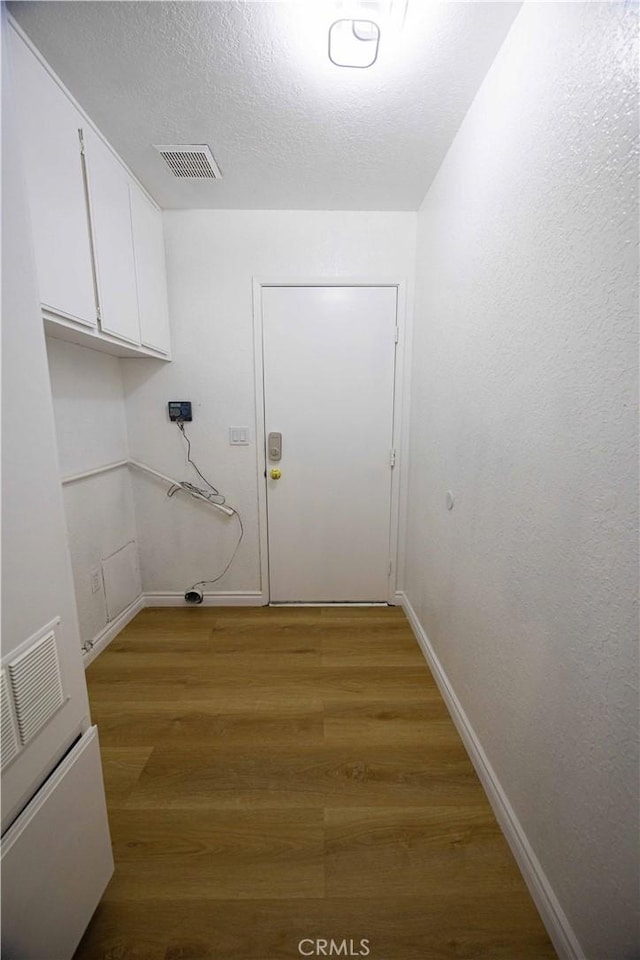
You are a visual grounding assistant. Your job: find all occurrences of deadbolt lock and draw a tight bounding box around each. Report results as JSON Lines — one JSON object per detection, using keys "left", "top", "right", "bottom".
{"left": 268, "top": 432, "right": 282, "bottom": 461}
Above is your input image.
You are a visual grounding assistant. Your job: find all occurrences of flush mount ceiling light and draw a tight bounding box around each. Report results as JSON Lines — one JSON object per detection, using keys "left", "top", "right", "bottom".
{"left": 328, "top": 18, "right": 380, "bottom": 68}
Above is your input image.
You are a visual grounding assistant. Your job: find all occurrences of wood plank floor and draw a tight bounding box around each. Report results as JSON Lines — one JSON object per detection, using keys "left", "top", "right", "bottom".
{"left": 74, "top": 607, "right": 556, "bottom": 960}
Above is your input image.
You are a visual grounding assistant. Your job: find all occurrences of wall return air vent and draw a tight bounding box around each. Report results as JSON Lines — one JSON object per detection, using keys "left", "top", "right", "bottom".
{"left": 154, "top": 144, "right": 222, "bottom": 179}
{"left": 7, "top": 625, "right": 65, "bottom": 747}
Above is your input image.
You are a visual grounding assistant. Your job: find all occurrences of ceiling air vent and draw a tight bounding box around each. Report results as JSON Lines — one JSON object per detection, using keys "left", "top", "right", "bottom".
{"left": 154, "top": 144, "right": 222, "bottom": 180}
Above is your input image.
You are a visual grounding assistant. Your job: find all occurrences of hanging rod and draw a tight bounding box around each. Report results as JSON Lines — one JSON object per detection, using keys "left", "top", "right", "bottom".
{"left": 128, "top": 459, "right": 235, "bottom": 516}
{"left": 61, "top": 458, "right": 235, "bottom": 517}
{"left": 61, "top": 460, "right": 128, "bottom": 484}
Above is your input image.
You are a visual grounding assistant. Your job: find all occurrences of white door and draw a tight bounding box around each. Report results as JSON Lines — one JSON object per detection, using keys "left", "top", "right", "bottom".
{"left": 84, "top": 128, "right": 141, "bottom": 345}
{"left": 130, "top": 183, "right": 171, "bottom": 354}
{"left": 261, "top": 285, "right": 398, "bottom": 602}
{"left": 9, "top": 31, "right": 97, "bottom": 327}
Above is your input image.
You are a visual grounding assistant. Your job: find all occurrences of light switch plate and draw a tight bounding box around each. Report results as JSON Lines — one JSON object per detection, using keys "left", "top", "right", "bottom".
{"left": 229, "top": 427, "right": 249, "bottom": 445}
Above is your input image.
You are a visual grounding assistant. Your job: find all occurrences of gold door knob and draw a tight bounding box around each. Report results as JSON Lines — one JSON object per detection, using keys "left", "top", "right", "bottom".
{"left": 270, "top": 468, "right": 282, "bottom": 480}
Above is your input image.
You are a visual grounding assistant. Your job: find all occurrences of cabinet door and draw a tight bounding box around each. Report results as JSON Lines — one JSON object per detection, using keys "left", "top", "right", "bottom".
{"left": 9, "top": 32, "right": 97, "bottom": 327}
{"left": 0, "top": 728, "right": 113, "bottom": 960}
{"left": 84, "top": 129, "right": 141, "bottom": 345}
{"left": 130, "top": 184, "right": 171, "bottom": 354}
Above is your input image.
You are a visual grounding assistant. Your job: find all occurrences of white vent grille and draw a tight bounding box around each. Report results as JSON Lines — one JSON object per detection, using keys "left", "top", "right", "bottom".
{"left": 154, "top": 144, "right": 222, "bottom": 180}
{"left": 8, "top": 630, "right": 65, "bottom": 746}
{"left": 1, "top": 672, "right": 19, "bottom": 770}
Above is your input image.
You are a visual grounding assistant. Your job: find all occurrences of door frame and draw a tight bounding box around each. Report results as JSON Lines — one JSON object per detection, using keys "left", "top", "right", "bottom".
{"left": 252, "top": 278, "right": 409, "bottom": 605}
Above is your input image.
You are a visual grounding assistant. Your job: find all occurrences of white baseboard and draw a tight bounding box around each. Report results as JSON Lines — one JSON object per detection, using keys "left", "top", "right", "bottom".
{"left": 143, "top": 591, "right": 266, "bottom": 607}
{"left": 269, "top": 602, "right": 387, "bottom": 607}
{"left": 82, "top": 594, "right": 145, "bottom": 667}
{"left": 398, "top": 591, "right": 584, "bottom": 960}
{"left": 82, "top": 591, "right": 267, "bottom": 666}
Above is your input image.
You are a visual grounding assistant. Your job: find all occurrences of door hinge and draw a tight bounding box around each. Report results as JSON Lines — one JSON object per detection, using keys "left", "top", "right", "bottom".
{"left": 96, "top": 305, "right": 102, "bottom": 322}
{"left": 390, "top": 449, "right": 396, "bottom": 468}
{"left": 388, "top": 559, "right": 393, "bottom": 576}
{"left": 78, "top": 128, "right": 85, "bottom": 156}
{"left": 394, "top": 325, "right": 399, "bottom": 344}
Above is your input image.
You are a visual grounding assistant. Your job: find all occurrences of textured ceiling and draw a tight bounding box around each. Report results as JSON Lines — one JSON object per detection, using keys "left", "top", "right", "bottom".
{"left": 8, "top": 1, "right": 520, "bottom": 210}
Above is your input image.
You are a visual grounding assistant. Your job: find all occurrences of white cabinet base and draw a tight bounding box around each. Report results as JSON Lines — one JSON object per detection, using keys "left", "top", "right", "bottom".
{"left": 44, "top": 314, "right": 171, "bottom": 360}
{"left": 1, "top": 727, "right": 114, "bottom": 960}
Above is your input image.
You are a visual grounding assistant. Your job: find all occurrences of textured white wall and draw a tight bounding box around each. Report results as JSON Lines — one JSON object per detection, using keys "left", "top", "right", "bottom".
{"left": 47, "top": 340, "right": 139, "bottom": 646}
{"left": 405, "top": 4, "right": 638, "bottom": 958}
{"left": 122, "top": 210, "right": 416, "bottom": 597}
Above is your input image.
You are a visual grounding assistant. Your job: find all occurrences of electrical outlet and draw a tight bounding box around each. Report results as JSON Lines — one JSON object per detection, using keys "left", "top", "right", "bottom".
{"left": 90, "top": 569, "right": 102, "bottom": 594}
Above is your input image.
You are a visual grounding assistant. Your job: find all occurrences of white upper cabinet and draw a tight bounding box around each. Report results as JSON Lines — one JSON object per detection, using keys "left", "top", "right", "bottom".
{"left": 9, "top": 23, "right": 171, "bottom": 359}
{"left": 9, "top": 32, "right": 97, "bottom": 327}
{"left": 84, "top": 128, "right": 141, "bottom": 346}
{"left": 130, "top": 184, "right": 171, "bottom": 355}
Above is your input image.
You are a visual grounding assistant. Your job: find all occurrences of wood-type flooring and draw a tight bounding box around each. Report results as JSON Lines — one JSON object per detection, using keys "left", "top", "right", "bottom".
{"left": 73, "top": 606, "right": 556, "bottom": 960}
